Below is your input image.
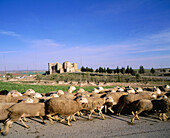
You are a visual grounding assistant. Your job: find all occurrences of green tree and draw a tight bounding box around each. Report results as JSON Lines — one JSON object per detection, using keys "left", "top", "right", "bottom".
{"left": 99, "top": 67, "right": 103, "bottom": 73}
{"left": 150, "top": 67, "right": 155, "bottom": 74}
{"left": 139, "top": 65, "right": 145, "bottom": 74}
{"left": 95, "top": 68, "right": 99, "bottom": 72}
{"left": 116, "top": 66, "right": 120, "bottom": 74}
{"left": 81, "top": 66, "right": 85, "bottom": 72}
{"left": 121, "top": 67, "right": 125, "bottom": 74}
{"left": 136, "top": 73, "right": 141, "bottom": 82}
{"left": 125, "top": 65, "right": 130, "bottom": 74}
{"left": 129, "top": 67, "right": 133, "bottom": 74}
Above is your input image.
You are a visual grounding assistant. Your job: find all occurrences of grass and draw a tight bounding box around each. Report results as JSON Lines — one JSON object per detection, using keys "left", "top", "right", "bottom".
{"left": 0, "top": 81, "right": 115, "bottom": 93}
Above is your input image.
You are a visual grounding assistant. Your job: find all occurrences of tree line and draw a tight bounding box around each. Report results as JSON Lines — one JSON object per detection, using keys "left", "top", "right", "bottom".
{"left": 81, "top": 65, "right": 157, "bottom": 75}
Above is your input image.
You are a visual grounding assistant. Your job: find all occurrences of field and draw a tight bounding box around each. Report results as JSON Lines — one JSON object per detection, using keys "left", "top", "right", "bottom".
{"left": 0, "top": 81, "right": 115, "bottom": 93}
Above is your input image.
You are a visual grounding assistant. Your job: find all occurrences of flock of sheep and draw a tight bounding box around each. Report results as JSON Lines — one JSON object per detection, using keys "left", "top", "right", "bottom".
{"left": 0, "top": 85, "right": 170, "bottom": 136}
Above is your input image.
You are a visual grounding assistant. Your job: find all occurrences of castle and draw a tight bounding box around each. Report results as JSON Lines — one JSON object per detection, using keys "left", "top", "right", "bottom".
{"left": 48, "top": 61, "right": 78, "bottom": 74}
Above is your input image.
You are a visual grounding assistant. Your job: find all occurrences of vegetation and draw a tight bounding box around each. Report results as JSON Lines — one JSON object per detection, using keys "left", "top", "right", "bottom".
{"left": 0, "top": 81, "right": 114, "bottom": 93}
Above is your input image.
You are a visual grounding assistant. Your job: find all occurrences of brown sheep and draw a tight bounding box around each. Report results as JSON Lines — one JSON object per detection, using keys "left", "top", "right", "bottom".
{"left": 117, "top": 92, "right": 157, "bottom": 116}
{"left": 1, "top": 103, "right": 46, "bottom": 135}
{"left": 130, "top": 98, "right": 170, "bottom": 123}
{"left": 45, "top": 97, "right": 88, "bottom": 126}
{"left": 83, "top": 97, "right": 106, "bottom": 120}
{"left": 0, "top": 103, "right": 16, "bottom": 135}
{"left": 105, "top": 92, "right": 128, "bottom": 114}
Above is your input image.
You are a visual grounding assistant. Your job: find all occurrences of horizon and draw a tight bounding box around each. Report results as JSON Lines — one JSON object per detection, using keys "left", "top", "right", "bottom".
{"left": 0, "top": 0, "right": 170, "bottom": 71}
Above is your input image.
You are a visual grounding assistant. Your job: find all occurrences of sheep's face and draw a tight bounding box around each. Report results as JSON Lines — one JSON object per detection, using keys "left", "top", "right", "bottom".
{"left": 57, "top": 90, "right": 64, "bottom": 96}
{"left": 151, "top": 93, "right": 157, "bottom": 99}
{"left": 78, "top": 97, "right": 88, "bottom": 108}
{"left": 105, "top": 96, "right": 114, "bottom": 103}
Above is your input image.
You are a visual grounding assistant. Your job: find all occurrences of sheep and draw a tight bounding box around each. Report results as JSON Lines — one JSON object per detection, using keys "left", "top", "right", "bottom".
{"left": 23, "top": 89, "right": 35, "bottom": 96}
{"left": 125, "top": 88, "right": 135, "bottom": 94}
{"left": 7, "top": 90, "right": 22, "bottom": 97}
{"left": 60, "top": 92, "right": 76, "bottom": 100}
{"left": 1, "top": 103, "right": 46, "bottom": 135}
{"left": 0, "top": 103, "right": 16, "bottom": 135}
{"left": 68, "top": 86, "right": 76, "bottom": 93}
{"left": 130, "top": 99, "right": 153, "bottom": 123}
{"left": 0, "top": 90, "right": 9, "bottom": 95}
{"left": 117, "top": 92, "right": 157, "bottom": 116}
{"left": 83, "top": 97, "right": 106, "bottom": 120}
{"left": 135, "top": 87, "right": 143, "bottom": 93}
{"left": 130, "top": 98, "right": 170, "bottom": 123}
{"left": 116, "top": 87, "right": 124, "bottom": 92}
{"left": 45, "top": 97, "right": 88, "bottom": 126}
{"left": 105, "top": 92, "right": 128, "bottom": 114}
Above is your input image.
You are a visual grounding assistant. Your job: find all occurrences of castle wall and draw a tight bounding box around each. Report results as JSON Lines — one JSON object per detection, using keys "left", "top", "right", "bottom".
{"left": 48, "top": 61, "right": 78, "bottom": 74}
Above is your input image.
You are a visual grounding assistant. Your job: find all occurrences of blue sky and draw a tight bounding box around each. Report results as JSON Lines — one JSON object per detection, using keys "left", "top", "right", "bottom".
{"left": 0, "top": 0, "right": 170, "bottom": 71}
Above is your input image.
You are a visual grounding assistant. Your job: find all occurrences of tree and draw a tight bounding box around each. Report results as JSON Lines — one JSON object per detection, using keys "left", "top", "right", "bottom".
{"left": 116, "top": 66, "right": 120, "bottom": 74}
{"left": 125, "top": 65, "right": 130, "bottom": 74}
{"left": 95, "top": 68, "right": 99, "bottom": 72}
{"left": 136, "top": 73, "right": 141, "bottom": 82}
{"left": 107, "top": 67, "right": 112, "bottom": 74}
{"left": 131, "top": 70, "right": 136, "bottom": 76}
{"left": 121, "top": 67, "right": 125, "bottom": 74}
{"left": 129, "top": 67, "right": 133, "bottom": 74}
{"left": 81, "top": 66, "right": 85, "bottom": 72}
{"left": 150, "top": 67, "right": 155, "bottom": 74}
{"left": 139, "top": 65, "right": 145, "bottom": 74}
{"left": 99, "top": 67, "right": 103, "bottom": 73}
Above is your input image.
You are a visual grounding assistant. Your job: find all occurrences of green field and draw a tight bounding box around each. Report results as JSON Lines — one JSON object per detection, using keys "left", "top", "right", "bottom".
{"left": 0, "top": 81, "right": 114, "bottom": 93}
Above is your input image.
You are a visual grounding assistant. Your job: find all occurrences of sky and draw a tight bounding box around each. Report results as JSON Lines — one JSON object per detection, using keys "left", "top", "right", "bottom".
{"left": 0, "top": 0, "right": 170, "bottom": 71}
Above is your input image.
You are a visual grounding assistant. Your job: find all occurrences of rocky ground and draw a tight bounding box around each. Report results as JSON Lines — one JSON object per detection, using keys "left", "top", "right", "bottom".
{"left": 1, "top": 113, "right": 170, "bottom": 138}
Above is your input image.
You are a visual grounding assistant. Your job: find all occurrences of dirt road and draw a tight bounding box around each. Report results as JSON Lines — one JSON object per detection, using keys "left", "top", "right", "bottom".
{"left": 1, "top": 113, "right": 170, "bottom": 138}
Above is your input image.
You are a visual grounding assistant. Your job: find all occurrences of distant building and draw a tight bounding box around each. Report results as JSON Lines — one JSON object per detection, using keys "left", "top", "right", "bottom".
{"left": 48, "top": 61, "right": 78, "bottom": 74}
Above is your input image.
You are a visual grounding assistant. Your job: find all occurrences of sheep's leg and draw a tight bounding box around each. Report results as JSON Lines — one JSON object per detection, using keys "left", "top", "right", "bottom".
{"left": 0, "top": 124, "right": 4, "bottom": 133}
{"left": 52, "top": 115, "right": 60, "bottom": 121}
{"left": 76, "top": 111, "right": 83, "bottom": 116}
{"left": 23, "top": 117, "right": 28, "bottom": 122}
{"left": 88, "top": 110, "right": 94, "bottom": 120}
{"left": 67, "top": 116, "right": 71, "bottom": 126}
{"left": 131, "top": 110, "right": 142, "bottom": 123}
{"left": 71, "top": 114, "right": 76, "bottom": 121}
{"left": 164, "top": 113, "right": 168, "bottom": 119}
{"left": 60, "top": 118, "right": 65, "bottom": 122}
{"left": 40, "top": 116, "right": 46, "bottom": 124}
{"left": 158, "top": 113, "right": 163, "bottom": 121}
{"left": 163, "top": 113, "right": 167, "bottom": 121}
{"left": 99, "top": 109, "right": 105, "bottom": 120}
{"left": 19, "top": 118, "right": 30, "bottom": 128}
{"left": 46, "top": 115, "right": 54, "bottom": 125}
{"left": 108, "top": 107, "right": 114, "bottom": 114}
{"left": 132, "top": 111, "right": 135, "bottom": 115}
{"left": 105, "top": 105, "right": 107, "bottom": 113}
{"left": 3, "top": 120, "right": 13, "bottom": 136}
{"left": 117, "top": 103, "right": 125, "bottom": 116}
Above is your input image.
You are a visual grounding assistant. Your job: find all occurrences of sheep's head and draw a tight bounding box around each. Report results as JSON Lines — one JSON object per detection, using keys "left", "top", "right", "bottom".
{"left": 150, "top": 92, "right": 157, "bottom": 99}
{"left": 49, "top": 93, "right": 59, "bottom": 98}
{"left": 76, "top": 88, "right": 85, "bottom": 93}
{"left": 68, "top": 86, "right": 76, "bottom": 93}
{"left": 57, "top": 90, "right": 64, "bottom": 96}
{"left": 8, "top": 90, "right": 22, "bottom": 97}
{"left": 92, "top": 88, "right": 100, "bottom": 94}
{"left": 25, "top": 89, "right": 35, "bottom": 95}
{"left": 76, "top": 97, "right": 88, "bottom": 108}
{"left": 105, "top": 96, "right": 114, "bottom": 103}
{"left": 33, "top": 93, "right": 42, "bottom": 98}
{"left": 21, "top": 98, "right": 34, "bottom": 103}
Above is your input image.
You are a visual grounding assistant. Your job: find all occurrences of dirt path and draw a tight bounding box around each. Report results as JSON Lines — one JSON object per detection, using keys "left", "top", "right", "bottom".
{"left": 1, "top": 113, "right": 170, "bottom": 138}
